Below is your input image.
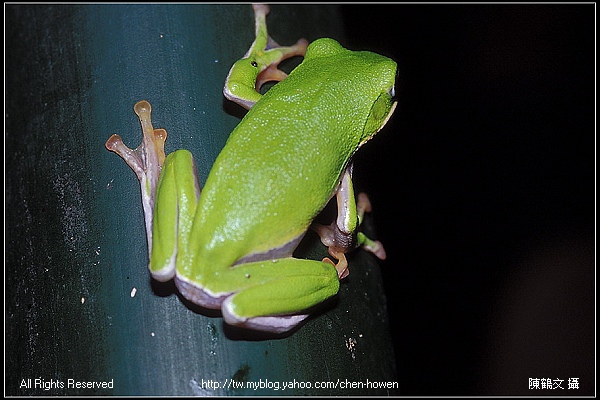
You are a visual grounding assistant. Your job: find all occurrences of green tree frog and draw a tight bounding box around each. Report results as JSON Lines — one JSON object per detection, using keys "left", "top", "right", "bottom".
{"left": 105, "top": 4, "right": 397, "bottom": 333}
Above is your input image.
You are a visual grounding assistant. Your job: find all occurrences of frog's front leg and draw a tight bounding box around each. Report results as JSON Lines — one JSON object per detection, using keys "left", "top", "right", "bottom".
{"left": 313, "top": 165, "right": 387, "bottom": 279}
{"left": 223, "top": 4, "right": 308, "bottom": 110}
{"left": 105, "top": 101, "right": 167, "bottom": 255}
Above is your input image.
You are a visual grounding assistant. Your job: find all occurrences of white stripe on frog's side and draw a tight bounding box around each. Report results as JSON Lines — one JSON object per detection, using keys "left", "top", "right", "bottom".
{"left": 233, "top": 232, "right": 306, "bottom": 266}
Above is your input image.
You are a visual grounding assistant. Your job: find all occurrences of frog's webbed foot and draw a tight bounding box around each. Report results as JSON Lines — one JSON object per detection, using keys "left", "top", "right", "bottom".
{"left": 313, "top": 166, "right": 387, "bottom": 279}
{"left": 105, "top": 100, "right": 167, "bottom": 254}
{"left": 223, "top": 4, "right": 308, "bottom": 110}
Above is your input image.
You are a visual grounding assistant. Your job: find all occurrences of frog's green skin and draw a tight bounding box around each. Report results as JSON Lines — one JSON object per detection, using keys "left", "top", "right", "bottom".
{"left": 106, "top": 4, "right": 397, "bottom": 333}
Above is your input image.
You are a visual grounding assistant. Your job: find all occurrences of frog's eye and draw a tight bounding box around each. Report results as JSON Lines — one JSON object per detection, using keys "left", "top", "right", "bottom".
{"left": 251, "top": 60, "right": 258, "bottom": 68}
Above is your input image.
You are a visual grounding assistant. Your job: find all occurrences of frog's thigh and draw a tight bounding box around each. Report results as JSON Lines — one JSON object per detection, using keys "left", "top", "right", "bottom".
{"left": 150, "top": 149, "right": 200, "bottom": 282}
{"left": 221, "top": 258, "right": 340, "bottom": 332}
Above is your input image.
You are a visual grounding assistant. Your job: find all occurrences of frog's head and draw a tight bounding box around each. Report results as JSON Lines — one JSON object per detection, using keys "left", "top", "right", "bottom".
{"left": 305, "top": 38, "right": 398, "bottom": 147}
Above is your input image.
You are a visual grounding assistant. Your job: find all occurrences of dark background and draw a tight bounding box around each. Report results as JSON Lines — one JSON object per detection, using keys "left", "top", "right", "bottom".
{"left": 5, "top": 4, "right": 594, "bottom": 396}
{"left": 341, "top": 4, "right": 594, "bottom": 396}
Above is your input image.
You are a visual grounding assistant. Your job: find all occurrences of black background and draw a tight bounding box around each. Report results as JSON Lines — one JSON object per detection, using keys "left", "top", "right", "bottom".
{"left": 5, "top": 4, "right": 594, "bottom": 396}
{"left": 341, "top": 4, "right": 594, "bottom": 395}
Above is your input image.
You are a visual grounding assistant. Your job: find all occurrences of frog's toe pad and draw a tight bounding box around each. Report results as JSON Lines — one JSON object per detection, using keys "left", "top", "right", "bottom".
{"left": 221, "top": 297, "right": 308, "bottom": 334}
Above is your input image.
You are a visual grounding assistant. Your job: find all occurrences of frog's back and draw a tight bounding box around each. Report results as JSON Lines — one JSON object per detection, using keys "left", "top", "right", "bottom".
{"left": 193, "top": 39, "right": 396, "bottom": 263}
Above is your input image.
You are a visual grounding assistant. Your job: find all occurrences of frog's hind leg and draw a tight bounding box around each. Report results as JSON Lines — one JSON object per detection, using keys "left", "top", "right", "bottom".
{"left": 217, "top": 258, "right": 341, "bottom": 334}
{"left": 223, "top": 4, "right": 308, "bottom": 110}
{"left": 149, "top": 149, "right": 201, "bottom": 282}
{"left": 249, "top": 4, "right": 308, "bottom": 90}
